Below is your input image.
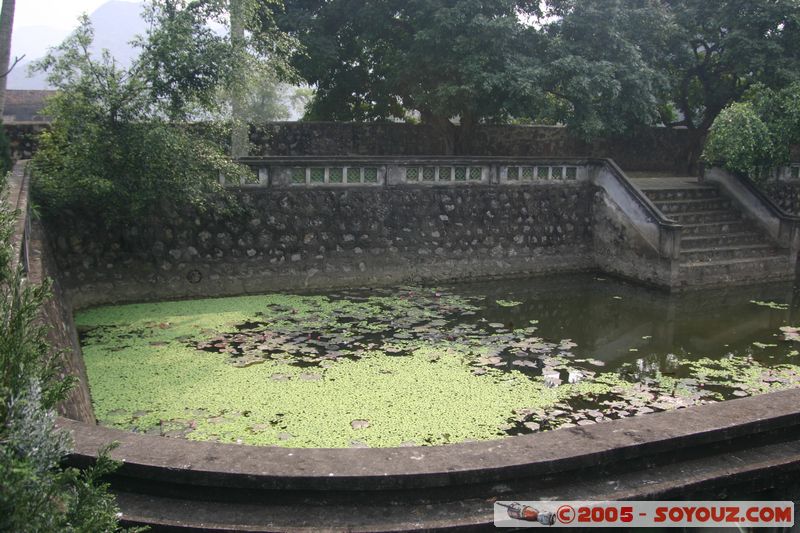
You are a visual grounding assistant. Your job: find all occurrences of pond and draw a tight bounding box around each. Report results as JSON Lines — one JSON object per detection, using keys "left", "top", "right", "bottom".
{"left": 76, "top": 274, "right": 800, "bottom": 448}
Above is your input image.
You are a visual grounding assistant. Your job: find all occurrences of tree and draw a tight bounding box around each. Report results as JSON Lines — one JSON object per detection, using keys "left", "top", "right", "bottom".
{"left": 31, "top": 15, "right": 249, "bottom": 225}
{"left": 275, "top": 0, "right": 542, "bottom": 153}
{"left": 660, "top": 0, "right": 800, "bottom": 132}
{"left": 141, "top": 0, "right": 296, "bottom": 156}
{"left": 533, "top": 0, "right": 675, "bottom": 139}
{"left": 748, "top": 82, "right": 800, "bottom": 166}
{"left": 702, "top": 101, "right": 774, "bottom": 178}
{"left": 0, "top": 0, "right": 16, "bottom": 116}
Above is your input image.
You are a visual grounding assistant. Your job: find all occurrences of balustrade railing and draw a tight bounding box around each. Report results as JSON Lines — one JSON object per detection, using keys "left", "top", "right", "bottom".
{"left": 227, "top": 157, "right": 590, "bottom": 187}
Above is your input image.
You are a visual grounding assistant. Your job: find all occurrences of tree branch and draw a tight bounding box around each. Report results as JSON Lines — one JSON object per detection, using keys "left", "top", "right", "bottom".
{"left": 0, "top": 54, "right": 24, "bottom": 78}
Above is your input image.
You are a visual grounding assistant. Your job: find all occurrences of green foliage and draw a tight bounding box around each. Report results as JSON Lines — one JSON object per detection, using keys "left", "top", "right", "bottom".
{"left": 660, "top": 0, "right": 800, "bottom": 131}
{"left": 748, "top": 83, "right": 800, "bottom": 165}
{"left": 702, "top": 102, "right": 774, "bottom": 178}
{"left": 275, "top": 0, "right": 541, "bottom": 150}
{"left": 30, "top": 15, "right": 249, "bottom": 226}
{"left": 0, "top": 188, "right": 70, "bottom": 418}
{"left": 0, "top": 384, "right": 129, "bottom": 533}
{"left": 534, "top": 0, "right": 675, "bottom": 139}
{"left": 0, "top": 123, "right": 12, "bottom": 176}
{"left": 276, "top": 0, "right": 800, "bottom": 141}
{"left": 0, "top": 176, "right": 131, "bottom": 532}
{"left": 703, "top": 83, "right": 800, "bottom": 178}
{"left": 138, "top": 1, "right": 239, "bottom": 120}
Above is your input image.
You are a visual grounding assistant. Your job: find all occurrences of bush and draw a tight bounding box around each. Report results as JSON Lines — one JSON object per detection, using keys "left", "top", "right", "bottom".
{"left": 30, "top": 17, "right": 248, "bottom": 227}
{"left": 0, "top": 123, "right": 12, "bottom": 176}
{"left": 0, "top": 175, "right": 133, "bottom": 532}
{"left": 703, "top": 83, "right": 800, "bottom": 180}
{"left": 702, "top": 102, "right": 775, "bottom": 179}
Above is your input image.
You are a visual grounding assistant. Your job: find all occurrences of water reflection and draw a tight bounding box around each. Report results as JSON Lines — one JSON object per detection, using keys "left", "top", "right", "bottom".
{"left": 457, "top": 274, "right": 799, "bottom": 372}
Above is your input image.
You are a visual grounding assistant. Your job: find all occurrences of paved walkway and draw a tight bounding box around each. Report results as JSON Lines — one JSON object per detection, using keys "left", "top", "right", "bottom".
{"left": 627, "top": 174, "right": 704, "bottom": 190}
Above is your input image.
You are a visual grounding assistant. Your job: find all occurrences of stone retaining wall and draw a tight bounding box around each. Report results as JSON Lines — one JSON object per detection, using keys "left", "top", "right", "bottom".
{"left": 5, "top": 122, "right": 701, "bottom": 173}
{"left": 47, "top": 183, "right": 595, "bottom": 308}
{"left": 253, "top": 123, "right": 701, "bottom": 173}
{"left": 762, "top": 181, "right": 800, "bottom": 215}
{"left": 4, "top": 122, "right": 47, "bottom": 161}
{"left": 4, "top": 163, "right": 94, "bottom": 422}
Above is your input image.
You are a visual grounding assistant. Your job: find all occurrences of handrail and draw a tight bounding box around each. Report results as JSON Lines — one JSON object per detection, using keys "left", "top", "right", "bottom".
{"left": 705, "top": 167, "right": 800, "bottom": 253}
{"left": 599, "top": 158, "right": 681, "bottom": 230}
{"left": 730, "top": 171, "right": 800, "bottom": 223}
{"left": 238, "top": 155, "right": 596, "bottom": 164}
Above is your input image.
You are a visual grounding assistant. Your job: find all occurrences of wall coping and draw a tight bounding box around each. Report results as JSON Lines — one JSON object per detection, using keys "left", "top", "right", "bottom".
{"left": 58, "top": 387, "right": 800, "bottom": 492}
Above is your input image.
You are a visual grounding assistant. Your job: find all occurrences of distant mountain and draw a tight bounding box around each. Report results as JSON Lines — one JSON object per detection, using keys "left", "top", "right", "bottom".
{"left": 8, "top": 1, "right": 147, "bottom": 90}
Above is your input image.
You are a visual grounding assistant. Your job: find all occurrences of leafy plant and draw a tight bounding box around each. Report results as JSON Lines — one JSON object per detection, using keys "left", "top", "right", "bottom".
{"left": 702, "top": 102, "right": 775, "bottom": 179}
{"left": 0, "top": 123, "right": 12, "bottom": 176}
{"left": 30, "top": 15, "right": 250, "bottom": 226}
{"left": 0, "top": 175, "right": 133, "bottom": 531}
{"left": 703, "top": 83, "right": 800, "bottom": 179}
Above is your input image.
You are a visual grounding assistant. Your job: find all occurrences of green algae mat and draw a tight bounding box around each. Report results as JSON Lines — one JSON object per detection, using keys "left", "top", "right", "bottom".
{"left": 77, "top": 276, "right": 800, "bottom": 448}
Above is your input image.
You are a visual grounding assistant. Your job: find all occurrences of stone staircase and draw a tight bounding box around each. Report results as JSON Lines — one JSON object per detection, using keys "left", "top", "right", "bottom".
{"left": 636, "top": 179, "right": 796, "bottom": 287}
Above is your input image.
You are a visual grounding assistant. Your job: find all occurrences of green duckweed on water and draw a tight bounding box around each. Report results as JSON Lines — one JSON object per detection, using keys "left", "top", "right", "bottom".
{"left": 77, "top": 282, "right": 800, "bottom": 448}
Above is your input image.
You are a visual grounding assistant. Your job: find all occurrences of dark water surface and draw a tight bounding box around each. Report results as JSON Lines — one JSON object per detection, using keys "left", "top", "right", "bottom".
{"left": 78, "top": 273, "right": 800, "bottom": 446}
{"left": 450, "top": 273, "right": 800, "bottom": 371}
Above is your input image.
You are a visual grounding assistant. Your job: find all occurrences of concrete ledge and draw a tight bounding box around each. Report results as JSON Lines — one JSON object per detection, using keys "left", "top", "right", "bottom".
{"left": 58, "top": 387, "right": 800, "bottom": 492}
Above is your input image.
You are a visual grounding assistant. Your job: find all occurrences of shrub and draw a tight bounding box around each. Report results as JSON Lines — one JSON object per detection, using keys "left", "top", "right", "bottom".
{"left": 702, "top": 102, "right": 775, "bottom": 179}
{"left": 30, "top": 17, "right": 248, "bottom": 227}
{"left": 0, "top": 175, "right": 133, "bottom": 532}
{"left": 0, "top": 123, "right": 12, "bottom": 176}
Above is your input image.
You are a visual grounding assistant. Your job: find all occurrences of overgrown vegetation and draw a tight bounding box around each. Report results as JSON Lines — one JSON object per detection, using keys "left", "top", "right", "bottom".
{"left": 703, "top": 83, "right": 800, "bottom": 179}
{"left": 31, "top": 0, "right": 300, "bottom": 226}
{"left": 0, "top": 175, "right": 130, "bottom": 532}
{"left": 30, "top": 14, "right": 249, "bottom": 226}
{"left": 0, "top": 123, "right": 11, "bottom": 176}
{"left": 273, "top": 0, "right": 800, "bottom": 149}
{"left": 26, "top": 0, "right": 800, "bottom": 202}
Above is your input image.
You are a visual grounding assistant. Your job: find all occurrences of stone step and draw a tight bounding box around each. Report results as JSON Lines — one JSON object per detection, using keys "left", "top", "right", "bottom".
{"left": 679, "top": 255, "right": 794, "bottom": 287}
{"left": 653, "top": 197, "right": 732, "bottom": 214}
{"left": 681, "top": 232, "right": 770, "bottom": 250}
{"left": 669, "top": 210, "right": 742, "bottom": 225}
{"left": 679, "top": 220, "right": 757, "bottom": 235}
{"left": 679, "top": 244, "right": 783, "bottom": 264}
{"left": 641, "top": 187, "right": 720, "bottom": 202}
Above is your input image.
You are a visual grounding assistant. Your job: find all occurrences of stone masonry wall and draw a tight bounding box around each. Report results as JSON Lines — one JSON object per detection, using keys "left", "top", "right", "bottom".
{"left": 8, "top": 122, "right": 701, "bottom": 173}
{"left": 762, "top": 181, "right": 800, "bottom": 215}
{"left": 5, "top": 163, "right": 94, "bottom": 422}
{"left": 251, "top": 123, "right": 703, "bottom": 173}
{"left": 46, "top": 184, "right": 595, "bottom": 308}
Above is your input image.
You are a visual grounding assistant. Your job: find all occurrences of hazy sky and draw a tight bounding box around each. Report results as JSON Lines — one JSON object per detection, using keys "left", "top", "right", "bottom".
{"left": 15, "top": 0, "right": 141, "bottom": 30}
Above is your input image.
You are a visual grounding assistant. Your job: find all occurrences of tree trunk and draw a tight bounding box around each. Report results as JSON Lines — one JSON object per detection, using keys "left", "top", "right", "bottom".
{"left": 229, "top": 0, "right": 248, "bottom": 158}
{"left": 421, "top": 110, "right": 455, "bottom": 155}
{"left": 687, "top": 129, "right": 708, "bottom": 177}
{"left": 455, "top": 112, "right": 475, "bottom": 155}
{"left": 0, "top": 0, "right": 16, "bottom": 117}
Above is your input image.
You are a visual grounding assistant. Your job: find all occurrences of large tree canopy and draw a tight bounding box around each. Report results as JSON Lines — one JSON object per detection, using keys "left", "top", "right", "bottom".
{"left": 658, "top": 0, "right": 800, "bottom": 131}
{"left": 276, "top": 0, "right": 800, "bottom": 147}
{"left": 534, "top": 0, "right": 675, "bottom": 138}
{"left": 275, "top": 0, "right": 541, "bottom": 151}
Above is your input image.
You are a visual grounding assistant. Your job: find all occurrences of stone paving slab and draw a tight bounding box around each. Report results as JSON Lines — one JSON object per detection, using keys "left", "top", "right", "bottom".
{"left": 630, "top": 176, "right": 705, "bottom": 190}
